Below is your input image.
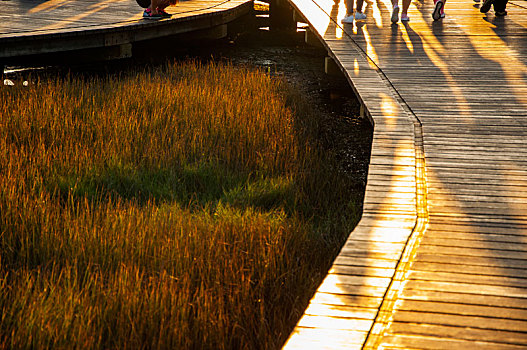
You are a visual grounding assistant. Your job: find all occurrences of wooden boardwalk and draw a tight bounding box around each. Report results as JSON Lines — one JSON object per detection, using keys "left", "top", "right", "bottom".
{"left": 284, "top": 0, "right": 527, "bottom": 348}
{"left": 0, "top": 0, "right": 252, "bottom": 61}
{"left": 3, "top": 1, "right": 527, "bottom": 348}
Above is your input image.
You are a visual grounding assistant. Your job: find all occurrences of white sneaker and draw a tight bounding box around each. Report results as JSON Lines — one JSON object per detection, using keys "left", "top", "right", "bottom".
{"left": 401, "top": 13, "right": 410, "bottom": 21}
{"left": 355, "top": 12, "right": 367, "bottom": 20}
{"left": 341, "top": 14, "right": 354, "bottom": 23}
{"left": 391, "top": 5, "right": 399, "bottom": 23}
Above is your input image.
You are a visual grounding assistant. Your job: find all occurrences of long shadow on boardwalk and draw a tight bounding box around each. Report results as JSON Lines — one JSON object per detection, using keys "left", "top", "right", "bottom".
{"left": 285, "top": 0, "right": 527, "bottom": 347}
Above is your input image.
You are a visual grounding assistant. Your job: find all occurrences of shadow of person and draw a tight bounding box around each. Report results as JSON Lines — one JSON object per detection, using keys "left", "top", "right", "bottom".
{"left": 431, "top": 16, "right": 445, "bottom": 36}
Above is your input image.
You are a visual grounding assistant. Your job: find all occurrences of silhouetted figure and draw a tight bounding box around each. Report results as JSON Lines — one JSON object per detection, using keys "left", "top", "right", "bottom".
{"left": 480, "top": 0, "right": 508, "bottom": 16}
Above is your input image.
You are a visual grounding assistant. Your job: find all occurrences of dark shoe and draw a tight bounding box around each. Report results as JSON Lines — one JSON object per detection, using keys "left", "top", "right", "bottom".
{"left": 143, "top": 8, "right": 162, "bottom": 20}
{"left": 495, "top": 10, "right": 507, "bottom": 15}
{"left": 480, "top": 0, "right": 494, "bottom": 13}
{"left": 157, "top": 8, "right": 172, "bottom": 18}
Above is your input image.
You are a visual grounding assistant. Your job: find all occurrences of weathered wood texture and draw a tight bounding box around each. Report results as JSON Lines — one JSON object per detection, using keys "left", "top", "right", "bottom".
{"left": 284, "top": 0, "right": 527, "bottom": 348}
{"left": 0, "top": 0, "right": 253, "bottom": 58}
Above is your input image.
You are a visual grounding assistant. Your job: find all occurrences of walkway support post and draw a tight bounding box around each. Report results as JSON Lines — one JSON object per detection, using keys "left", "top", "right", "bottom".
{"left": 305, "top": 28, "right": 323, "bottom": 47}
{"left": 325, "top": 56, "right": 341, "bottom": 76}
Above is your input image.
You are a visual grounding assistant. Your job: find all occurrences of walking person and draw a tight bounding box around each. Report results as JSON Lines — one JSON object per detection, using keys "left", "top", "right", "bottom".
{"left": 480, "top": 0, "right": 508, "bottom": 16}
{"left": 390, "top": 0, "right": 411, "bottom": 23}
{"left": 341, "top": 0, "right": 367, "bottom": 24}
{"left": 432, "top": 0, "right": 445, "bottom": 21}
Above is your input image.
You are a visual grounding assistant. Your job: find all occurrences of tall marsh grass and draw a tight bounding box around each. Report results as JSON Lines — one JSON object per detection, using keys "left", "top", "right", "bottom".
{"left": 0, "top": 61, "right": 361, "bottom": 349}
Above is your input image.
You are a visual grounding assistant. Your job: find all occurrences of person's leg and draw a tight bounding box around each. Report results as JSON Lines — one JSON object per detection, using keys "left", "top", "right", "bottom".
{"left": 157, "top": 0, "right": 172, "bottom": 10}
{"left": 480, "top": 0, "right": 494, "bottom": 13}
{"left": 401, "top": 0, "right": 411, "bottom": 19}
{"left": 148, "top": 0, "right": 172, "bottom": 17}
{"left": 342, "top": 0, "right": 355, "bottom": 23}
{"left": 150, "top": 0, "right": 159, "bottom": 13}
{"left": 391, "top": 0, "right": 400, "bottom": 23}
{"left": 356, "top": 0, "right": 364, "bottom": 12}
{"left": 355, "top": 0, "right": 366, "bottom": 18}
{"left": 432, "top": 0, "right": 445, "bottom": 20}
{"left": 493, "top": 0, "right": 508, "bottom": 14}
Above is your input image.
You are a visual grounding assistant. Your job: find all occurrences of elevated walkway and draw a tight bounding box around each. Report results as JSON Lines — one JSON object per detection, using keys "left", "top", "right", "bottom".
{"left": 284, "top": 0, "right": 527, "bottom": 348}
{"left": 0, "top": 0, "right": 252, "bottom": 62}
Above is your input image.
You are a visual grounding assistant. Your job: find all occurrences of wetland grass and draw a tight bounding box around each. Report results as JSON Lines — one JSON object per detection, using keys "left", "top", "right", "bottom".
{"left": 0, "top": 61, "right": 361, "bottom": 349}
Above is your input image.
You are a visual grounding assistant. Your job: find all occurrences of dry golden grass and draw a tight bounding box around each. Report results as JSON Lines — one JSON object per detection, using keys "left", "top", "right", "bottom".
{"left": 0, "top": 61, "right": 360, "bottom": 349}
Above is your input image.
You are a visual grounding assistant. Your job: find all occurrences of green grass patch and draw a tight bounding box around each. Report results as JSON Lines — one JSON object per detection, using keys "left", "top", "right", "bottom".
{"left": 0, "top": 61, "right": 362, "bottom": 349}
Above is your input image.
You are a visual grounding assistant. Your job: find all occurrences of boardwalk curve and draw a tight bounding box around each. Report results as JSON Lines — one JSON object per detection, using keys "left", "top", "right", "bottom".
{"left": 0, "top": 0, "right": 252, "bottom": 61}
{"left": 2, "top": 1, "right": 527, "bottom": 348}
{"left": 284, "top": 0, "right": 527, "bottom": 348}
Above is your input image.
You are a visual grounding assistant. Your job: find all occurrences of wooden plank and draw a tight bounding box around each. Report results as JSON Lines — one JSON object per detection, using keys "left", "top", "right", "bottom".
{"left": 296, "top": 314, "right": 373, "bottom": 332}
{"left": 410, "top": 261, "right": 527, "bottom": 278}
{"left": 428, "top": 214, "right": 527, "bottom": 226}
{"left": 402, "top": 289, "right": 527, "bottom": 310}
{"left": 415, "top": 252, "right": 527, "bottom": 269}
{"left": 406, "top": 270, "right": 527, "bottom": 289}
{"left": 303, "top": 302, "right": 379, "bottom": 320}
{"left": 333, "top": 256, "right": 399, "bottom": 269}
{"left": 403, "top": 280, "right": 527, "bottom": 299}
{"left": 416, "top": 245, "right": 527, "bottom": 260}
{"left": 424, "top": 230, "right": 527, "bottom": 243}
{"left": 310, "top": 292, "right": 384, "bottom": 309}
{"left": 285, "top": 327, "right": 366, "bottom": 349}
{"left": 329, "top": 265, "right": 396, "bottom": 278}
{"left": 420, "top": 236, "right": 527, "bottom": 251}
{"left": 380, "top": 334, "right": 527, "bottom": 350}
{"left": 392, "top": 311, "right": 527, "bottom": 332}
{"left": 387, "top": 323, "right": 527, "bottom": 347}
{"left": 395, "top": 300, "right": 527, "bottom": 320}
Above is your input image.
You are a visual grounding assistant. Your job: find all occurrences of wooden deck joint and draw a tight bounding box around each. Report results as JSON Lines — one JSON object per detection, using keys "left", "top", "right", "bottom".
{"left": 282, "top": 0, "right": 431, "bottom": 348}
{"left": 322, "top": 10, "right": 431, "bottom": 350}
{"left": 353, "top": 27, "right": 430, "bottom": 347}
{"left": 363, "top": 121, "right": 429, "bottom": 349}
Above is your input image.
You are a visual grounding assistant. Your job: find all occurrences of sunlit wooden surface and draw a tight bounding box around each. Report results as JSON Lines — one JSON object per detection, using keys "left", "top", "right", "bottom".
{"left": 284, "top": 0, "right": 527, "bottom": 348}
{"left": 0, "top": 0, "right": 252, "bottom": 58}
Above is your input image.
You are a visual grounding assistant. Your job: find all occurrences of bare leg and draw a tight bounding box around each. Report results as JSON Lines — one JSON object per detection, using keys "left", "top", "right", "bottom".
{"left": 346, "top": 0, "right": 355, "bottom": 16}
{"left": 401, "top": 0, "right": 411, "bottom": 15}
{"left": 356, "top": 0, "right": 364, "bottom": 13}
{"left": 150, "top": 0, "right": 159, "bottom": 14}
{"left": 391, "top": 0, "right": 400, "bottom": 22}
{"left": 341, "top": 0, "right": 355, "bottom": 22}
{"left": 157, "top": 0, "right": 171, "bottom": 10}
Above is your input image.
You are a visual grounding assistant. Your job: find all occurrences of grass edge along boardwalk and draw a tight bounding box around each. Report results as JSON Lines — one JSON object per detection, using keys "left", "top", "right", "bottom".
{"left": 284, "top": 0, "right": 527, "bottom": 349}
